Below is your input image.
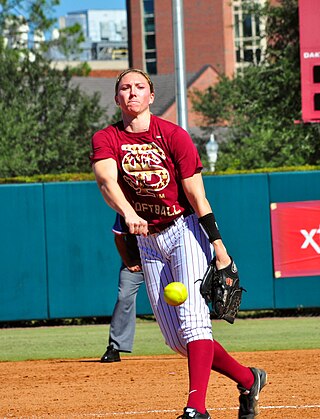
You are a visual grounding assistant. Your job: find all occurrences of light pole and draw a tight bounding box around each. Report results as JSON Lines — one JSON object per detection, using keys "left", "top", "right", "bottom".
{"left": 172, "top": 0, "right": 188, "bottom": 131}
{"left": 205, "top": 133, "right": 219, "bottom": 172}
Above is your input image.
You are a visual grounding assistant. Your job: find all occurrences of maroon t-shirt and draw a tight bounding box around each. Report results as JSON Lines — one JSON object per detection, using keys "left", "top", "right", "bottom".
{"left": 90, "top": 115, "right": 202, "bottom": 226}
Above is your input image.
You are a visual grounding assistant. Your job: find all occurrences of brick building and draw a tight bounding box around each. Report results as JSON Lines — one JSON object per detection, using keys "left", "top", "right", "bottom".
{"left": 126, "top": 0, "right": 264, "bottom": 76}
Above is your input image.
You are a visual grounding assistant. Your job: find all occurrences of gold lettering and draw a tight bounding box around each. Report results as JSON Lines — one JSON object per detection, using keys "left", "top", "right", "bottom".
{"left": 174, "top": 205, "right": 182, "bottom": 215}
{"left": 135, "top": 202, "right": 142, "bottom": 212}
{"left": 167, "top": 205, "right": 182, "bottom": 216}
{"left": 134, "top": 202, "right": 182, "bottom": 217}
{"left": 142, "top": 203, "right": 149, "bottom": 212}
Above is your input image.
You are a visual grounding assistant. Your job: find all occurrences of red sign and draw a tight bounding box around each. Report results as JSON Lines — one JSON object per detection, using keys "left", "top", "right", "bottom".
{"left": 299, "top": 0, "right": 320, "bottom": 122}
{"left": 270, "top": 200, "right": 320, "bottom": 278}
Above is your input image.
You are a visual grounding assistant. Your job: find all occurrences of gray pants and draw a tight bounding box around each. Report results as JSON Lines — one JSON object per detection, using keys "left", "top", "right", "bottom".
{"left": 109, "top": 265, "right": 144, "bottom": 352}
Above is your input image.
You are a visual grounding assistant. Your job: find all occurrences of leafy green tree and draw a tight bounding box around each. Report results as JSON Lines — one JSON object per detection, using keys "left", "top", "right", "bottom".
{"left": 0, "top": 40, "right": 107, "bottom": 177}
{"left": 191, "top": 0, "right": 320, "bottom": 171}
{"left": 0, "top": 1, "right": 115, "bottom": 177}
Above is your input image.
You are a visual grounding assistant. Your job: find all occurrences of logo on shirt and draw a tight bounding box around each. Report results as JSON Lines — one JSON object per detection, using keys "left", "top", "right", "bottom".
{"left": 121, "top": 142, "right": 170, "bottom": 197}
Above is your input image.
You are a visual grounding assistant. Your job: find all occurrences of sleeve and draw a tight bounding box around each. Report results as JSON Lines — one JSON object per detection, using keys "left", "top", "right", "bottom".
{"left": 90, "top": 127, "right": 117, "bottom": 164}
{"left": 112, "top": 213, "right": 129, "bottom": 235}
{"left": 170, "top": 126, "right": 203, "bottom": 179}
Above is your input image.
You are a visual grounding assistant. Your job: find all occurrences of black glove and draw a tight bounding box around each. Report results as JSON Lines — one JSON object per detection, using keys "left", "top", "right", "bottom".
{"left": 200, "top": 256, "right": 245, "bottom": 324}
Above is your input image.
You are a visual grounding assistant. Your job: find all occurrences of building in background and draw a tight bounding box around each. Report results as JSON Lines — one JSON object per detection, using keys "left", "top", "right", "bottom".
{"left": 127, "top": 0, "right": 266, "bottom": 75}
{"left": 60, "top": 9, "right": 127, "bottom": 43}
{"left": 50, "top": 9, "right": 128, "bottom": 62}
{"left": 6, "top": 2, "right": 267, "bottom": 76}
{"left": 50, "top": 1, "right": 267, "bottom": 77}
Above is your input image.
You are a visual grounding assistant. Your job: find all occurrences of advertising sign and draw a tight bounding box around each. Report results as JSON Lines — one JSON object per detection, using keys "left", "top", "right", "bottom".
{"left": 270, "top": 200, "right": 320, "bottom": 278}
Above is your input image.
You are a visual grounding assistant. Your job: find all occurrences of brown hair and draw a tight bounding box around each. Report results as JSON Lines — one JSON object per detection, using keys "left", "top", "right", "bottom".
{"left": 115, "top": 68, "right": 154, "bottom": 95}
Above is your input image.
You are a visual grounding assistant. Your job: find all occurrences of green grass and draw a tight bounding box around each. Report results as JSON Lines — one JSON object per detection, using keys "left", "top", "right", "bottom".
{"left": 211, "top": 317, "right": 320, "bottom": 352}
{"left": 0, "top": 317, "right": 319, "bottom": 362}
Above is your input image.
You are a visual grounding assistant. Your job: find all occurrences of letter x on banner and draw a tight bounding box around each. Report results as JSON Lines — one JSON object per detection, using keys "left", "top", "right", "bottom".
{"left": 270, "top": 200, "right": 320, "bottom": 278}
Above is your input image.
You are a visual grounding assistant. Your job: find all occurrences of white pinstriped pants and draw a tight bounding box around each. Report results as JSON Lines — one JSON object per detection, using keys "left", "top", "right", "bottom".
{"left": 137, "top": 213, "right": 214, "bottom": 357}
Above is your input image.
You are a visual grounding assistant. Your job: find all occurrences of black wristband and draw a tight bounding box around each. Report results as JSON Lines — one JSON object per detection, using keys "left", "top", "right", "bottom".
{"left": 198, "top": 213, "right": 221, "bottom": 242}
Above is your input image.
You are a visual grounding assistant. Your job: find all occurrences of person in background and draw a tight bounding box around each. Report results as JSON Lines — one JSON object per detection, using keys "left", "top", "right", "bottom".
{"left": 101, "top": 213, "right": 144, "bottom": 363}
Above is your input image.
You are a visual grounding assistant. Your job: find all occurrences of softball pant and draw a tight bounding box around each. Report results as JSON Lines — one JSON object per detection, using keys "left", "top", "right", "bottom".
{"left": 137, "top": 213, "right": 214, "bottom": 357}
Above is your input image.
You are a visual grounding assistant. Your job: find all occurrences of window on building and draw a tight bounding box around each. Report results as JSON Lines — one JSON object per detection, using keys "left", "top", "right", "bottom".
{"left": 145, "top": 34, "right": 156, "bottom": 50}
{"left": 146, "top": 60, "right": 157, "bottom": 74}
{"left": 233, "top": 0, "right": 265, "bottom": 72}
{"left": 144, "top": 17, "right": 155, "bottom": 32}
{"left": 243, "top": 14, "right": 253, "bottom": 37}
{"left": 143, "top": 0, "right": 154, "bottom": 14}
{"left": 143, "top": 0, "right": 157, "bottom": 74}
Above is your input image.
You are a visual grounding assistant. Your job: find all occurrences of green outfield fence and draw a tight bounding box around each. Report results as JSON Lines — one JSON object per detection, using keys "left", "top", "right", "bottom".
{"left": 0, "top": 171, "right": 319, "bottom": 322}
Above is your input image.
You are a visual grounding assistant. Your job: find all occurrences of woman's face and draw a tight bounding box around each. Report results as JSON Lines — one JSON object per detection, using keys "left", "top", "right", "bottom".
{"left": 115, "top": 72, "right": 155, "bottom": 116}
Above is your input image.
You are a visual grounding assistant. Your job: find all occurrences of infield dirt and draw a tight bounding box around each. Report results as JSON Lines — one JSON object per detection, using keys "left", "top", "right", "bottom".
{"left": 0, "top": 349, "right": 319, "bottom": 418}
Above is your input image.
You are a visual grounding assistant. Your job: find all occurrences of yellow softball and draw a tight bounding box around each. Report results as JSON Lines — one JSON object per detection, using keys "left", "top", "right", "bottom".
{"left": 163, "top": 282, "right": 188, "bottom": 306}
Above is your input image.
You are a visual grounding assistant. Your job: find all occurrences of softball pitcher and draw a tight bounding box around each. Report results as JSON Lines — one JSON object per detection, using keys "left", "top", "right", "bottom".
{"left": 90, "top": 68, "right": 267, "bottom": 419}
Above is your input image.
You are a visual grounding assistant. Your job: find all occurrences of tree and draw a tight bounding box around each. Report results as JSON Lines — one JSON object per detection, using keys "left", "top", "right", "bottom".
{"left": 0, "top": 41, "right": 107, "bottom": 177}
{"left": 191, "top": 0, "right": 320, "bottom": 171}
{"left": 0, "top": 1, "right": 113, "bottom": 177}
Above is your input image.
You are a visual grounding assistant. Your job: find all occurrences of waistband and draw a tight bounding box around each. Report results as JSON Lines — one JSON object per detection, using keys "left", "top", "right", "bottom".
{"left": 147, "top": 208, "right": 194, "bottom": 235}
{"left": 147, "top": 219, "right": 176, "bottom": 234}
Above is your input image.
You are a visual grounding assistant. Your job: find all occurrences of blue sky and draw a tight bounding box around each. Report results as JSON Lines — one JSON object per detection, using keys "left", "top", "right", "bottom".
{"left": 52, "top": 0, "right": 126, "bottom": 18}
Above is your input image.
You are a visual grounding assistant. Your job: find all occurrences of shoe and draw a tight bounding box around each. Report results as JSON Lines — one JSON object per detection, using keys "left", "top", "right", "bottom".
{"left": 237, "top": 367, "right": 267, "bottom": 419}
{"left": 176, "top": 407, "right": 211, "bottom": 418}
{"left": 100, "top": 345, "right": 121, "bottom": 363}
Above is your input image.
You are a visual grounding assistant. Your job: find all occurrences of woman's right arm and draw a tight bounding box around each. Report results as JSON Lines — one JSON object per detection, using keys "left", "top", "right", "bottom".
{"left": 93, "top": 158, "right": 148, "bottom": 236}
